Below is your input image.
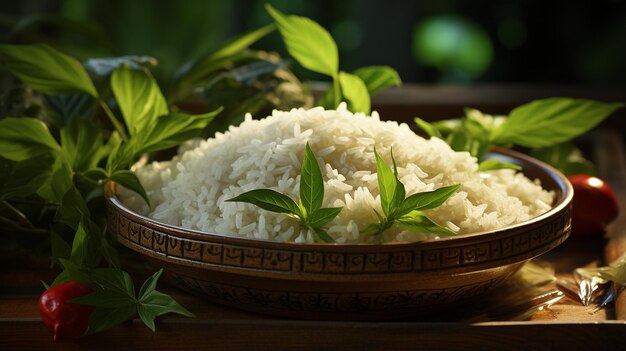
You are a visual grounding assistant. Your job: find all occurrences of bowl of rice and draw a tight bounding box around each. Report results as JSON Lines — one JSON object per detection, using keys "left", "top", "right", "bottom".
{"left": 105, "top": 104, "right": 572, "bottom": 319}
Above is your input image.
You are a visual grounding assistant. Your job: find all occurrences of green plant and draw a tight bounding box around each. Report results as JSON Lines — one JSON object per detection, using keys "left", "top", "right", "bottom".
{"left": 227, "top": 142, "right": 341, "bottom": 243}
{"left": 365, "top": 148, "right": 459, "bottom": 239}
{"left": 415, "top": 98, "right": 624, "bottom": 174}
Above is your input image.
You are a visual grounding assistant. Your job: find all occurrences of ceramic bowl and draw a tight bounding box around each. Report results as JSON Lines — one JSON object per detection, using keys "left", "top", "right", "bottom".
{"left": 105, "top": 148, "right": 572, "bottom": 320}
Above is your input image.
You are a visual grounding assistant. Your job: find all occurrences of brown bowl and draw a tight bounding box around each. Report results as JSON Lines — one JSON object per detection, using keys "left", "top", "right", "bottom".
{"left": 105, "top": 148, "right": 572, "bottom": 320}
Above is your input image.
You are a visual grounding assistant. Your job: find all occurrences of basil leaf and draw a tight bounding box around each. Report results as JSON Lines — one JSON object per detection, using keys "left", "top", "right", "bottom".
{"left": 374, "top": 148, "right": 397, "bottom": 217}
{"left": 0, "top": 43, "right": 98, "bottom": 97}
{"left": 54, "top": 186, "right": 90, "bottom": 230}
{"left": 530, "top": 142, "right": 597, "bottom": 176}
{"left": 70, "top": 220, "right": 89, "bottom": 267}
{"left": 414, "top": 117, "right": 442, "bottom": 138}
{"left": 44, "top": 93, "right": 95, "bottom": 128}
{"left": 389, "top": 148, "right": 405, "bottom": 216}
{"left": 53, "top": 258, "right": 89, "bottom": 286}
{"left": 60, "top": 117, "right": 104, "bottom": 172}
{"left": 226, "top": 189, "right": 301, "bottom": 217}
{"left": 109, "top": 170, "right": 150, "bottom": 206}
{"left": 338, "top": 71, "right": 370, "bottom": 114}
{"left": 138, "top": 268, "right": 163, "bottom": 300}
{"left": 397, "top": 214, "right": 456, "bottom": 236}
{"left": 83, "top": 56, "right": 158, "bottom": 77}
{"left": 477, "top": 159, "right": 522, "bottom": 172}
{"left": 72, "top": 289, "right": 135, "bottom": 308}
{"left": 89, "top": 268, "right": 136, "bottom": 298}
{"left": 0, "top": 118, "right": 59, "bottom": 161}
{"left": 397, "top": 184, "right": 460, "bottom": 217}
{"left": 307, "top": 207, "right": 342, "bottom": 228}
{"left": 491, "top": 98, "right": 624, "bottom": 148}
{"left": 138, "top": 290, "right": 194, "bottom": 332}
{"left": 0, "top": 153, "right": 55, "bottom": 200}
{"left": 300, "top": 143, "right": 324, "bottom": 215}
{"left": 37, "top": 154, "right": 73, "bottom": 204}
{"left": 110, "top": 66, "right": 168, "bottom": 136}
{"left": 353, "top": 65, "right": 401, "bottom": 95}
{"left": 266, "top": 4, "right": 338, "bottom": 77}
{"left": 175, "top": 24, "right": 275, "bottom": 91}
{"left": 311, "top": 227, "right": 335, "bottom": 243}
{"left": 132, "top": 109, "right": 222, "bottom": 156}
{"left": 100, "top": 233, "right": 121, "bottom": 269}
{"left": 85, "top": 304, "right": 136, "bottom": 335}
{"left": 432, "top": 119, "right": 462, "bottom": 135}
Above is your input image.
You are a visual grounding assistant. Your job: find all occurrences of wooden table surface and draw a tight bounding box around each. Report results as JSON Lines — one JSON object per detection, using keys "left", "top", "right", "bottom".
{"left": 2, "top": 85, "right": 626, "bottom": 350}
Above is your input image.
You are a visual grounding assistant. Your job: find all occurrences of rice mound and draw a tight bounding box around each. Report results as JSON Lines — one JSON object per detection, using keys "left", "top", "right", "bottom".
{"left": 122, "top": 103, "right": 554, "bottom": 243}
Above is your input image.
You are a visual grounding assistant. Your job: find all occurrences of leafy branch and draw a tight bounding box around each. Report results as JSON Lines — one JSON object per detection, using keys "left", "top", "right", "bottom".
{"left": 266, "top": 4, "right": 401, "bottom": 114}
{"left": 366, "top": 148, "right": 460, "bottom": 238}
{"left": 227, "top": 142, "right": 341, "bottom": 243}
{"left": 415, "top": 99, "right": 624, "bottom": 173}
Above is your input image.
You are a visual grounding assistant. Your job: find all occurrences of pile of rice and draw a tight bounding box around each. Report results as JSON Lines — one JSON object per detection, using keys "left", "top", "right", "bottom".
{"left": 121, "top": 104, "right": 554, "bottom": 243}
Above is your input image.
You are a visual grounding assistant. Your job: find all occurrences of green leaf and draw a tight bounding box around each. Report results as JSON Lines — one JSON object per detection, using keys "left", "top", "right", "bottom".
{"left": 307, "top": 207, "right": 342, "bottom": 228}
{"left": 374, "top": 148, "right": 397, "bottom": 217}
{"left": 0, "top": 43, "right": 98, "bottom": 97}
{"left": 432, "top": 119, "right": 462, "bottom": 135}
{"left": 85, "top": 304, "right": 136, "bottom": 335}
{"left": 110, "top": 65, "right": 168, "bottom": 136}
{"left": 300, "top": 143, "right": 325, "bottom": 215}
{"left": 530, "top": 142, "right": 597, "bottom": 176}
{"left": 0, "top": 153, "right": 55, "bottom": 200}
{"left": 60, "top": 117, "right": 104, "bottom": 172}
{"left": 414, "top": 117, "right": 442, "bottom": 138}
{"left": 53, "top": 258, "right": 89, "bottom": 286}
{"left": 0, "top": 118, "right": 59, "bottom": 161}
{"left": 397, "top": 214, "right": 456, "bottom": 236}
{"left": 83, "top": 56, "right": 158, "bottom": 76}
{"left": 389, "top": 148, "right": 405, "bottom": 215}
{"left": 353, "top": 65, "right": 402, "bottom": 95}
{"left": 132, "top": 109, "right": 222, "bottom": 156}
{"left": 70, "top": 220, "right": 89, "bottom": 267}
{"left": 44, "top": 93, "right": 94, "bottom": 129}
{"left": 266, "top": 4, "right": 338, "bottom": 77}
{"left": 478, "top": 159, "right": 522, "bottom": 172}
{"left": 491, "top": 98, "right": 624, "bottom": 148}
{"left": 311, "top": 227, "right": 336, "bottom": 243}
{"left": 72, "top": 289, "right": 135, "bottom": 308}
{"left": 338, "top": 71, "right": 370, "bottom": 114}
{"left": 174, "top": 24, "right": 275, "bottom": 91}
{"left": 138, "top": 290, "right": 194, "bottom": 332}
{"left": 226, "top": 189, "right": 301, "bottom": 217}
{"left": 50, "top": 231, "right": 71, "bottom": 266}
{"left": 90, "top": 268, "right": 136, "bottom": 298}
{"left": 54, "top": 186, "right": 89, "bottom": 230}
{"left": 37, "top": 154, "right": 73, "bottom": 204}
{"left": 138, "top": 269, "right": 163, "bottom": 300}
{"left": 396, "top": 184, "right": 460, "bottom": 217}
{"left": 110, "top": 170, "right": 150, "bottom": 206}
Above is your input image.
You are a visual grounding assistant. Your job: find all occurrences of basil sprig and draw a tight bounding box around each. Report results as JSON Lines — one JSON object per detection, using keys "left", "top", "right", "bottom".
{"left": 366, "top": 148, "right": 460, "bottom": 238}
{"left": 70, "top": 267, "right": 193, "bottom": 334}
{"left": 415, "top": 98, "right": 624, "bottom": 173}
{"left": 227, "top": 142, "right": 341, "bottom": 243}
{"left": 266, "top": 4, "right": 401, "bottom": 114}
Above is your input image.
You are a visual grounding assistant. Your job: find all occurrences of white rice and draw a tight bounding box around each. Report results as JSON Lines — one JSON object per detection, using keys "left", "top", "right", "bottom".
{"left": 121, "top": 103, "right": 554, "bottom": 243}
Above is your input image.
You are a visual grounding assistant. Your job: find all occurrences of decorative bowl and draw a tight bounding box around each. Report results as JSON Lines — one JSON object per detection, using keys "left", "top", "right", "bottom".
{"left": 105, "top": 148, "right": 572, "bottom": 320}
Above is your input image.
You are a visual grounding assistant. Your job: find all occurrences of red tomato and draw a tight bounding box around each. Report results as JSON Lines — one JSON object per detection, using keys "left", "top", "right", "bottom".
{"left": 568, "top": 175, "right": 620, "bottom": 236}
{"left": 38, "top": 281, "right": 93, "bottom": 341}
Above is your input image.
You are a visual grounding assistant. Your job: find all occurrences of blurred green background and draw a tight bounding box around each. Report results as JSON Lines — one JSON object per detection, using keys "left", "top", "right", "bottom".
{"left": 1, "top": 0, "right": 625, "bottom": 85}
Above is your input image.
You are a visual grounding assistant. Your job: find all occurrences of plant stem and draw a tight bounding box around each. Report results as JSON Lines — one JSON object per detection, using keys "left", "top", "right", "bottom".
{"left": 99, "top": 99, "right": 128, "bottom": 141}
{"left": 332, "top": 75, "right": 341, "bottom": 108}
{"left": 0, "top": 200, "right": 35, "bottom": 228}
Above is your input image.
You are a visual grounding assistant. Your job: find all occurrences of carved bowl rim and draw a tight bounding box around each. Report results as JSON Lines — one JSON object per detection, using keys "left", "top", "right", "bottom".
{"left": 105, "top": 148, "right": 572, "bottom": 253}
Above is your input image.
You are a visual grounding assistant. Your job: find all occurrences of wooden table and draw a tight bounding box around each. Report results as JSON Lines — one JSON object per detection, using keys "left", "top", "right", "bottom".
{"left": 2, "top": 85, "right": 626, "bottom": 350}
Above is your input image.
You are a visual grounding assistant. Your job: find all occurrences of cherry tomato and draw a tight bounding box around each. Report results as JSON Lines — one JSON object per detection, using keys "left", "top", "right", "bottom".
{"left": 568, "top": 175, "right": 619, "bottom": 236}
{"left": 38, "top": 281, "right": 93, "bottom": 341}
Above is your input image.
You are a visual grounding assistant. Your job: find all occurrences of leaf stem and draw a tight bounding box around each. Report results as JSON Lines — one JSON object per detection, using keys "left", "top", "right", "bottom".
{"left": 98, "top": 99, "right": 128, "bottom": 141}
{"left": 332, "top": 75, "right": 341, "bottom": 108}
{"left": 0, "top": 200, "right": 35, "bottom": 228}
